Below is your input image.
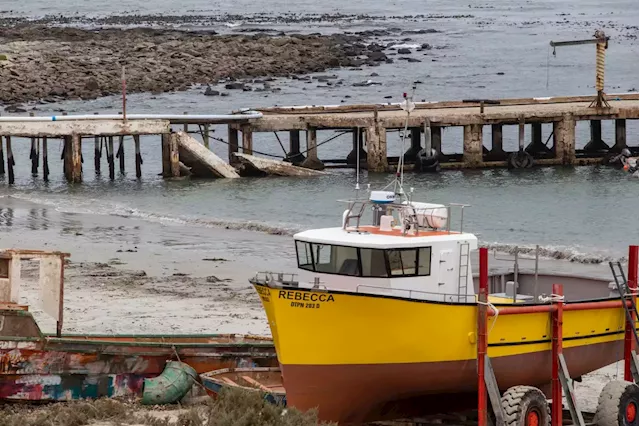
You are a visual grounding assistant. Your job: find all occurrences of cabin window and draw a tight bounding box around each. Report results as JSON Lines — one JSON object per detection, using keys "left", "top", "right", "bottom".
{"left": 311, "top": 244, "right": 360, "bottom": 276}
{"left": 296, "top": 241, "right": 314, "bottom": 271}
{"left": 417, "top": 247, "right": 432, "bottom": 276}
{"left": 360, "top": 248, "right": 388, "bottom": 278}
{"left": 387, "top": 249, "right": 417, "bottom": 276}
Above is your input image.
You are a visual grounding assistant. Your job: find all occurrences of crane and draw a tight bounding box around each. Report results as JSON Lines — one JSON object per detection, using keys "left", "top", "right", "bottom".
{"left": 550, "top": 30, "right": 610, "bottom": 108}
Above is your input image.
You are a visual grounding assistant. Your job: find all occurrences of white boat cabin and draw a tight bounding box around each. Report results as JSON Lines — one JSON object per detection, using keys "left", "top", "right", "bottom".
{"left": 291, "top": 191, "right": 478, "bottom": 303}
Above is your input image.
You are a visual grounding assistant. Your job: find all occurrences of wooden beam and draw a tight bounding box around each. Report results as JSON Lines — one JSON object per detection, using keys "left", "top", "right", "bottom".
{"left": 0, "top": 119, "right": 170, "bottom": 137}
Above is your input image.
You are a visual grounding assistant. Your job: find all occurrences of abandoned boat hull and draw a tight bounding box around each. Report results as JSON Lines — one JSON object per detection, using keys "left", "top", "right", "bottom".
{"left": 253, "top": 283, "right": 633, "bottom": 423}
{"left": 200, "top": 367, "right": 287, "bottom": 406}
{"left": 0, "top": 310, "right": 277, "bottom": 401}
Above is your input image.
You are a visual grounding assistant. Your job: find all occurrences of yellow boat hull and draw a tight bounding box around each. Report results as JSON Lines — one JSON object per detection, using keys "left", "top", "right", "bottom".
{"left": 254, "top": 284, "right": 631, "bottom": 423}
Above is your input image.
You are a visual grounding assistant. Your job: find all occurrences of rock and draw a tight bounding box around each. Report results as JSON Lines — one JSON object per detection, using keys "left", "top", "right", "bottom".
{"left": 496, "top": 72, "right": 505, "bottom": 75}
{"left": 421, "top": 43, "right": 433, "bottom": 50}
{"left": 367, "top": 51, "right": 387, "bottom": 62}
{"left": 4, "top": 105, "right": 27, "bottom": 113}
{"left": 370, "top": 72, "right": 379, "bottom": 77}
{"left": 353, "top": 79, "right": 382, "bottom": 87}
{"left": 84, "top": 78, "right": 100, "bottom": 91}
{"left": 397, "top": 48, "right": 412, "bottom": 54}
{"left": 384, "top": 95, "right": 393, "bottom": 99}
{"left": 224, "top": 82, "right": 246, "bottom": 90}
{"left": 204, "top": 86, "right": 220, "bottom": 96}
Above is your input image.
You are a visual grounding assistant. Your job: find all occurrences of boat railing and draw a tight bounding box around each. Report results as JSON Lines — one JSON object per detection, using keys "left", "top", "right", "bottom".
{"left": 339, "top": 199, "right": 471, "bottom": 234}
{"left": 253, "top": 272, "right": 299, "bottom": 286}
{"left": 356, "top": 284, "right": 475, "bottom": 303}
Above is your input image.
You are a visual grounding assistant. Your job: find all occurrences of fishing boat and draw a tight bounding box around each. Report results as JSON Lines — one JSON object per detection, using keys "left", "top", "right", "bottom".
{"left": 0, "top": 249, "right": 277, "bottom": 402}
{"left": 249, "top": 92, "right": 639, "bottom": 423}
{"left": 200, "top": 367, "right": 286, "bottom": 406}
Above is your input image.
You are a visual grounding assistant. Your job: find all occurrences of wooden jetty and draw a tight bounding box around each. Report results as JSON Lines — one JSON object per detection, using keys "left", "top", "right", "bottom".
{"left": 0, "top": 93, "right": 638, "bottom": 183}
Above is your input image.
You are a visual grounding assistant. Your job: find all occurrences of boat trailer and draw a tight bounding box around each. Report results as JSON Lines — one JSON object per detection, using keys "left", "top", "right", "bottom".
{"left": 477, "top": 245, "right": 639, "bottom": 426}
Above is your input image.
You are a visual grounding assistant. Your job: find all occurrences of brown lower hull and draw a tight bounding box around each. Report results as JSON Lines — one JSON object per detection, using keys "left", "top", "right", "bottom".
{"left": 281, "top": 340, "right": 623, "bottom": 424}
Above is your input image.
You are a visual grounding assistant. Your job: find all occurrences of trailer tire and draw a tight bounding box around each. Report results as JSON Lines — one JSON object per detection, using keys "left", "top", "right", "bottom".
{"left": 594, "top": 380, "right": 639, "bottom": 426}
{"left": 501, "top": 385, "right": 550, "bottom": 426}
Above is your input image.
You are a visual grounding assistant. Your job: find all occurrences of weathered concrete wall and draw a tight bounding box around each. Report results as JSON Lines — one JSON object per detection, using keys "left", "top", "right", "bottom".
{"left": 553, "top": 114, "right": 576, "bottom": 165}
{"left": 463, "top": 124, "right": 483, "bottom": 167}
{"left": 365, "top": 125, "right": 388, "bottom": 172}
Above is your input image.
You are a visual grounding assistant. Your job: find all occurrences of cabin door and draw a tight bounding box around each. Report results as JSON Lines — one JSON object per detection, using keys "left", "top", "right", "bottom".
{"left": 438, "top": 249, "right": 456, "bottom": 295}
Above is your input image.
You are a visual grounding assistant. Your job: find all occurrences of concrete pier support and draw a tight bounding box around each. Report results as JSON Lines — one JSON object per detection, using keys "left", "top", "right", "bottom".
{"left": 403, "top": 127, "right": 422, "bottom": 161}
{"left": 161, "top": 134, "right": 171, "bottom": 177}
{"left": 491, "top": 124, "right": 504, "bottom": 154}
{"left": 526, "top": 123, "right": 552, "bottom": 154}
{"left": 431, "top": 126, "right": 442, "bottom": 155}
{"left": 463, "top": 124, "right": 483, "bottom": 167}
{"left": 228, "top": 127, "right": 239, "bottom": 164}
{"left": 584, "top": 120, "right": 609, "bottom": 152}
{"left": 365, "top": 125, "right": 388, "bottom": 172}
{"left": 286, "top": 130, "right": 305, "bottom": 165}
{"left": 241, "top": 126, "right": 253, "bottom": 155}
{"left": 169, "top": 133, "right": 180, "bottom": 177}
{"left": 346, "top": 127, "right": 367, "bottom": 166}
{"left": 301, "top": 128, "right": 324, "bottom": 170}
{"left": 614, "top": 119, "right": 627, "bottom": 152}
{"left": 553, "top": 115, "right": 576, "bottom": 165}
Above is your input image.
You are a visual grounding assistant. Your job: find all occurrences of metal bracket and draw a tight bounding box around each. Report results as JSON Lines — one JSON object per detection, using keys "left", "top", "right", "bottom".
{"left": 485, "top": 356, "right": 507, "bottom": 426}
{"left": 558, "top": 354, "right": 586, "bottom": 426}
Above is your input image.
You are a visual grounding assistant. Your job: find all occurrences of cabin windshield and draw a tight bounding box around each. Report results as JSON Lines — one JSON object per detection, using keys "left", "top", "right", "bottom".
{"left": 295, "top": 241, "right": 431, "bottom": 278}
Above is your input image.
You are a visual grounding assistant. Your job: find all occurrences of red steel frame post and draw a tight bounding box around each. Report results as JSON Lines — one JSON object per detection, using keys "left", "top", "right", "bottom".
{"left": 625, "top": 245, "right": 638, "bottom": 382}
{"left": 551, "top": 284, "right": 564, "bottom": 426}
{"left": 477, "top": 247, "right": 489, "bottom": 426}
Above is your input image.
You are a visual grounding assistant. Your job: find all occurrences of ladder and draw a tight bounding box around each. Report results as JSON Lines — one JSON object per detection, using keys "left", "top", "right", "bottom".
{"left": 458, "top": 243, "right": 470, "bottom": 302}
{"left": 609, "top": 261, "right": 639, "bottom": 382}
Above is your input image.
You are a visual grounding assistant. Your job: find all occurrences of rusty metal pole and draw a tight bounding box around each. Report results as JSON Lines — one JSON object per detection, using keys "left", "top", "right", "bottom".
{"left": 551, "top": 283, "right": 564, "bottom": 426}
{"left": 477, "top": 247, "right": 489, "bottom": 426}
{"left": 624, "top": 245, "right": 639, "bottom": 382}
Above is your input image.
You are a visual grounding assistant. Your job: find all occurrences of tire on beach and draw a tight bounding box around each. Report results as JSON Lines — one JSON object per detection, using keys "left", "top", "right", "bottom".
{"left": 501, "top": 385, "right": 550, "bottom": 426}
{"left": 594, "top": 380, "right": 639, "bottom": 426}
{"left": 507, "top": 151, "right": 534, "bottom": 169}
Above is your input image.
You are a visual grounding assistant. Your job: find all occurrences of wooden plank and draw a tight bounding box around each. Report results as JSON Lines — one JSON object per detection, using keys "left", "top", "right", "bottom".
{"left": 0, "top": 119, "right": 170, "bottom": 137}
{"left": 484, "top": 357, "right": 506, "bottom": 426}
{"left": 176, "top": 131, "right": 240, "bottom": 178}
{"left": 233, "top": 153, "right": 326, "bottom": 177}
{"left": 241, "top": 375, "right": 272, "bottom": 392}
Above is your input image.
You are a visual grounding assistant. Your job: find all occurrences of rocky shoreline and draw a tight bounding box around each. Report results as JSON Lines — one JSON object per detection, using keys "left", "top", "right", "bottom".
{"left": 0, "top": 24, "right": 407, "bottom": 106}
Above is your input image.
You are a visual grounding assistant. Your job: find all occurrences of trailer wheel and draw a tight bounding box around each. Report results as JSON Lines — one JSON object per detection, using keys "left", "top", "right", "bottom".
{"left": 594, "top": 380, "right": 639, "bottom": 426}
{"left": 501, "top": 385, "right": 550, "bottom": 426}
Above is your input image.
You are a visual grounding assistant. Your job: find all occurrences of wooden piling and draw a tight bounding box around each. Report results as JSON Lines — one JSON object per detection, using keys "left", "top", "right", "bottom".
{"left": 364, "top": 125, "right": 387, "bottom": 172}
{"left": 553, "top": 114, "right": 576, "bottom": 165}
{"left": 169, "top": 133, "right": 180, "bottom": 177}
{"left": 161, "top": 134, "right": 171, "bottom": 177}
{"left": 42, "top": 137, "right": 49, "bottom": 182}
{"left": 615, "top": 119, "right": 626, "bottom": 151}
{"left": 30, "top": 137, "right": 38, "bottom": 175}
{"left": 0, "top": 136, "right": 4, "bottom": 175}
{"left": 228, "top": 126, "right": 239, "bottom": 163}
{"left": 94, "top": 136, "right": 101, "bottom": 173}
{"left": 71, "top": 133, "right": 82, "bottom": 183}
{"left": 134, "top": 135, "right": 142, "bottom": 178}
{"left": 63, "top": 136, "right": 72, "bottom": 181}
{"left": 241, "top": 126, "right": 253, "bottom": 155}
{"left": 287, "top": 130, "right": 304, "bottom": 165}
{"left": 6, "top": 136, "right": 14, "bottom": 184}
{"left": 491, "top": 124, "right": 503, "bottom": 153}
{"left": 202, "top": 124, "right": 210, "bottom": 149}
{"left": 117, "top": 136, "right": 125, "bottom": 174}
{"left": 463, "top": 124, "right": 483, "bottom": 167}
{"left": 107, "top": 136, "right": 115, "bottom": 180}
